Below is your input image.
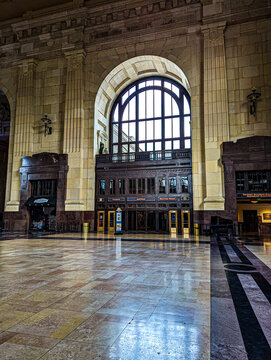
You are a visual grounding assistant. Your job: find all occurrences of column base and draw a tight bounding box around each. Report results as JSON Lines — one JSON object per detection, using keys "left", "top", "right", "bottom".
{"left": 204, "top": 196, "right": 225, "bottom": 211}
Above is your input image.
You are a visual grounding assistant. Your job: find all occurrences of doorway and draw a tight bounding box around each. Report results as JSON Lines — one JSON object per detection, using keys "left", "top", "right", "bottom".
{"left": 147, "top": 211, "right": 156, "bottom": 232}
{"left": 243, "top": 210, "right": 258, "bottom": 233}
{"left": 159, "top": 211, "right": 168, "bottom": 233}
{"left": 137, "top": 211, "right": 146, "bottom": 231}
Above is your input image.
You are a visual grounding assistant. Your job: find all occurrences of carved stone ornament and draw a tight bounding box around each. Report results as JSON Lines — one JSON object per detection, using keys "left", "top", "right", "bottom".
{"left": 202, "top": 22, "right": 226, "bottom": 45}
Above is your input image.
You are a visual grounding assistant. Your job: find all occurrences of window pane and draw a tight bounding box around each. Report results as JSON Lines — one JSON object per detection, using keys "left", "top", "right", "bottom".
{"left": 129, "top": 122, "right": 136, "bottom": 141}
{"left": 139, "top": 92, "right": 146, "bottom": 119}
{"left": 165, "top": 141, "right": 172, "bottom": 150}
{"left": 113, "top": 145, "right": 118, "bottom": 154}
{"left": 154, "top": 90, "right": 161, "bottom": 118}
{"left": 154, "top": 80, "right": 161, "bottom": 86}
{"left": 172, "top": 98, "right": 179, "bottom": 116}
{"left": 113, "top": 124, "right": 118, "bottom": 143}
{"left": 164, "top": 81, "right": 171, "bottom": 90}
{"left": 129, "top": 86, "right": 136, "bottom": 96}
{"left": 154, "top": 120, "right": 161, "bottom": 139}
{"left": 146, "top": 80, "right": 154, "bottom": 87}
{"left": 185, "top": 139, "right": 191, "bottom": 149}
{"left": 146, "top": 90, "right": 154, "bottom": 119}
{"left": 159, "top": 177, "right": 166, "bottom": 193}
{"left": 155, "top": 142, "right": 161, "bottom": 151}
{"left": 164, "top": 92, "right": 172, "bottom": 116}
{"left": 173, "top": 140, "right": 180, "bottom": 149}
{"left": 184, "top": 95, "right": 190, "bottom": 115}
{"left": 122, "top": 144, "right": 128, "bottom": 153}
{"left": 113, "top": 104, "right": 119, "bottom": 122}
{"left": 147, "top": 142, "right": 153, "bottom": 151}
{"left": 181, "top": 177, "right": 189, "bottom": 192}
{"left": 129, "top": 97, "right": 136, "bottom": 120}
{"left": 165, "top": 118, "right": 172, "bottom": 139}
{"left": 122, "top": 91, "right": 128, "bottom": 104}
{"left": 123, "top": 105, "right": 128, "bottom": 121}
{"left": 139, "top": 121, "right": 145, "bottom": 141}
{"left": 139, "top": 81, "right": 146, "bottom": 89}
{"left": 146, "top": 120, "right": 153, "bottom": 140}
{"left": 122, "top": 123, "right": 128, "bottom": 142}
{"left": 129, "top": 144, "right": 135, "bottom": 153}
{"left": 172, "top": 85, "right": 180, "bottom": 97}
{"left": 172, "top": 118, "right": 180, "bottom": 138}
{"left": 139, "top": 142, "right": 145, "bottom": 152}
{"left": 169, "top": 177, "right": 177, "bottom": 194}
{"left": 184, "top": 116, "right": 190, "bottom": 137}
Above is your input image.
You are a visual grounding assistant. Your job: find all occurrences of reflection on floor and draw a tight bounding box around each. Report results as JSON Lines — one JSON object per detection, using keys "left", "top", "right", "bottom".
{"left": 0, "top": 231, "right": 270, "bottom": 359}
{"left": 211, "top": 235, "right": 271, "bottom": 360}
{"left": 0, "top": 233, "right": 210, "bottom": 360}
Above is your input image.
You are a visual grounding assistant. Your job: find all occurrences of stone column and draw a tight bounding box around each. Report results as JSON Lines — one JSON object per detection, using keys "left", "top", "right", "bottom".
{"left": 63, "top": 49, "right": 86, "bottom": 211}
{"left": 14, "top": 59, "right": 36, "bottom": 157}
{"left": 6, "top": 59, "right": 36, "bottom": 212}
{"left": 202, "top": 22, "right": 229, "bottom": 210}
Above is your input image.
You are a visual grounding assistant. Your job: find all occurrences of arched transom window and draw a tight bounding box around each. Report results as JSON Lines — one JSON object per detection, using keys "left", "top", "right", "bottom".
{"left": 110, "top": 77, "right": 191, "bottom": 155}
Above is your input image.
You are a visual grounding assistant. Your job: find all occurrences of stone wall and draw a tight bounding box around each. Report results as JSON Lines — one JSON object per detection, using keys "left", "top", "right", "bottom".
{"left": 0, "top": 0, "right": 270, "bottom": 229}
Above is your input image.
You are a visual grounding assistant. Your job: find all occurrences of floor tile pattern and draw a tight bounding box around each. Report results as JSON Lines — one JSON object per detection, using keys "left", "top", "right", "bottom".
{"left": 0, "top": 234, "right": 210, "bottom": 360}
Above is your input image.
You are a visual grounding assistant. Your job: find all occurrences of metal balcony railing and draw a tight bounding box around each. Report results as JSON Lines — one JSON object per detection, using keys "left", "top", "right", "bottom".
{"left": 96, "top": 149, "right": 191, "bottom": 164}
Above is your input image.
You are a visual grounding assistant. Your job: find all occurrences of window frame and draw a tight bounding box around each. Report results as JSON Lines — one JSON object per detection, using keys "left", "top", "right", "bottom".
{"left": 110, "top": 76, "right": 191, "bottom": 155}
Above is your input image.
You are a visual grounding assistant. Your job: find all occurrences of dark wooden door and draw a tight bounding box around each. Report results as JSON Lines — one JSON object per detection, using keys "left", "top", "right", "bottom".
{"left": 243, "top": 210, "right": 258, "bottom": 233}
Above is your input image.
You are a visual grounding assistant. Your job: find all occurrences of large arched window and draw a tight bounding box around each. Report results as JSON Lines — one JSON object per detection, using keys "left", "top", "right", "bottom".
{"left": 110, "top": 77, "right": 191, "bottom": 156}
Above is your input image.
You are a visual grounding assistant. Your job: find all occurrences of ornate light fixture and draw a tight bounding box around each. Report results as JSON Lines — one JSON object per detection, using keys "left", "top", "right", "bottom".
{"left": 41, "top": 114, "right": 52, "bottom": 136}
{"left": 247, "top": 88, "right": 261, "bottom": 117}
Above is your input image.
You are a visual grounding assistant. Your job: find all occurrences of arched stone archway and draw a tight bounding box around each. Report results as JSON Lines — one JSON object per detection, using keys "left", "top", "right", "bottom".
{"left": 93, "top": 55, "right": 205, "bottom": 214}
{"left": 94, "top": 55, "right": 191, "bottom": 154}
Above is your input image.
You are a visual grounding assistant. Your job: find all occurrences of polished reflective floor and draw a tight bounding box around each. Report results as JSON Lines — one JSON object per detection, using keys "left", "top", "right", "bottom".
{"left": 0, "top": 233, "right": 210, "bottom": 360}
{"left": 0, "top": 232, "right": 270, "bottom": 359}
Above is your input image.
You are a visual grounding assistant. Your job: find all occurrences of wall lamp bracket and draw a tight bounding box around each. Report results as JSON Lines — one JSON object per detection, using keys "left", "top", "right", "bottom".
{"left": 41, "top": 114, "right": 52, "bottom": 136}
{"left": 247, "top": 88, "right": 261, "bottom": 117}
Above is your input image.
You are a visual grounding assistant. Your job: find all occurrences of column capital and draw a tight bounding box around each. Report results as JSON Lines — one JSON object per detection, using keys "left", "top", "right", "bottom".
{"left": 201, "top": 21, "right": 227, "bottom": 43}
{"left": 17, "top": 58, "right": 37, "bottom": 74}
{"left": 64, "top": 49, "right": 86, "bottom": 60}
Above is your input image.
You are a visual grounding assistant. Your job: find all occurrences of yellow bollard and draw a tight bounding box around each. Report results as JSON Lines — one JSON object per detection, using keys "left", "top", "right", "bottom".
{"left": 194, "top": 223, "right": 199, "bottom": 236}
{"left": 82, "top": 222, "right": 89, "bottom": 233}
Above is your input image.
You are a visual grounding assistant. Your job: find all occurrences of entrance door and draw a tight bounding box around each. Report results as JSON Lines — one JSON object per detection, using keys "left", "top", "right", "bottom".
{"left": 181, "top": 210, "right": 190, "bottom": 234}
{"left": 97, "top": 211, "right": 105, "bottom": 231}
{"left": 159, "top": 211, "right": 168, "bottom": 233}
{"left": 147, "top": 211, "right": 156, "bottom": 231}
{"left": 108, "top": 211, "right": 115, "bottom": 232}
{"left": 243, "top": 210, "right": 258, "bottom": 233}
{"left": 137, "top": 211, "right": 146, "bottom": 231}
{"left": 169, "top": 210, "right": 178, "bottom": 234}
{"left": 128, "top": 211, "right": 136, "bottom": 231}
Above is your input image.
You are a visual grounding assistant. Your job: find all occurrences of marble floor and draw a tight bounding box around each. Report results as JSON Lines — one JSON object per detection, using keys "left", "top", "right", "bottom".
{"left": 0, "top": 233, "right": 210, "bottom": 360}
{"left": 0, "top": 232, "right": 270, "bottom": 359}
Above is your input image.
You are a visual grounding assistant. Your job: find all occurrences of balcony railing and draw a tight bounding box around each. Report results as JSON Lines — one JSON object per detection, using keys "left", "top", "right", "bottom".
{"left": 96, "top": 149, "right": 191, "bottom": 164}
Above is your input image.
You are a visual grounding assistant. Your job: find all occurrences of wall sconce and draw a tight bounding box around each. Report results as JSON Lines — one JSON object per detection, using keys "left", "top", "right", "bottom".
{"left": 247, "top": 88, "right": 261, "bottom": 117}
{"left": 41, "top": 114, "right": 52, "bottom": 136}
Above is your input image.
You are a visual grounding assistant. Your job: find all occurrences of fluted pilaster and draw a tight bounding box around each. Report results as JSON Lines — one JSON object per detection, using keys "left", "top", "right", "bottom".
{"left": 201, "top": 22, "right": 229, "bottom": 210}
{"left": 63, "top": 49, "right": 85, "bottom": 153}
{"left": 202, "top": 22, "right": 229, "bottom": 143}
{"left": 14, "top": 59, "right": 37, "bottom": 157}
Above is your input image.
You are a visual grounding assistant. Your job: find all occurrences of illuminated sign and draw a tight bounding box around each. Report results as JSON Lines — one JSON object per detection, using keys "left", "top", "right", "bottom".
{"left": 158, "top": 197, "right": 179, "bottom": 202}
{"left": 127, "top": 197, "right": 155, "bottom": 202}
{"left": 108, "top": 197, "right": 125, "bottom": 202}
{"left": 237, "top": 193, "right": 271, "bottom": 199}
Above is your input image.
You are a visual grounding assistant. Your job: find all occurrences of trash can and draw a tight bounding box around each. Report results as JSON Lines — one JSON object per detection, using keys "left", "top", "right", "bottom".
{"left": 82, "top": 222, "right": 89, "bottom": 233}
{"left": 194, "top": 223, "right": 199, "bottom": 236}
